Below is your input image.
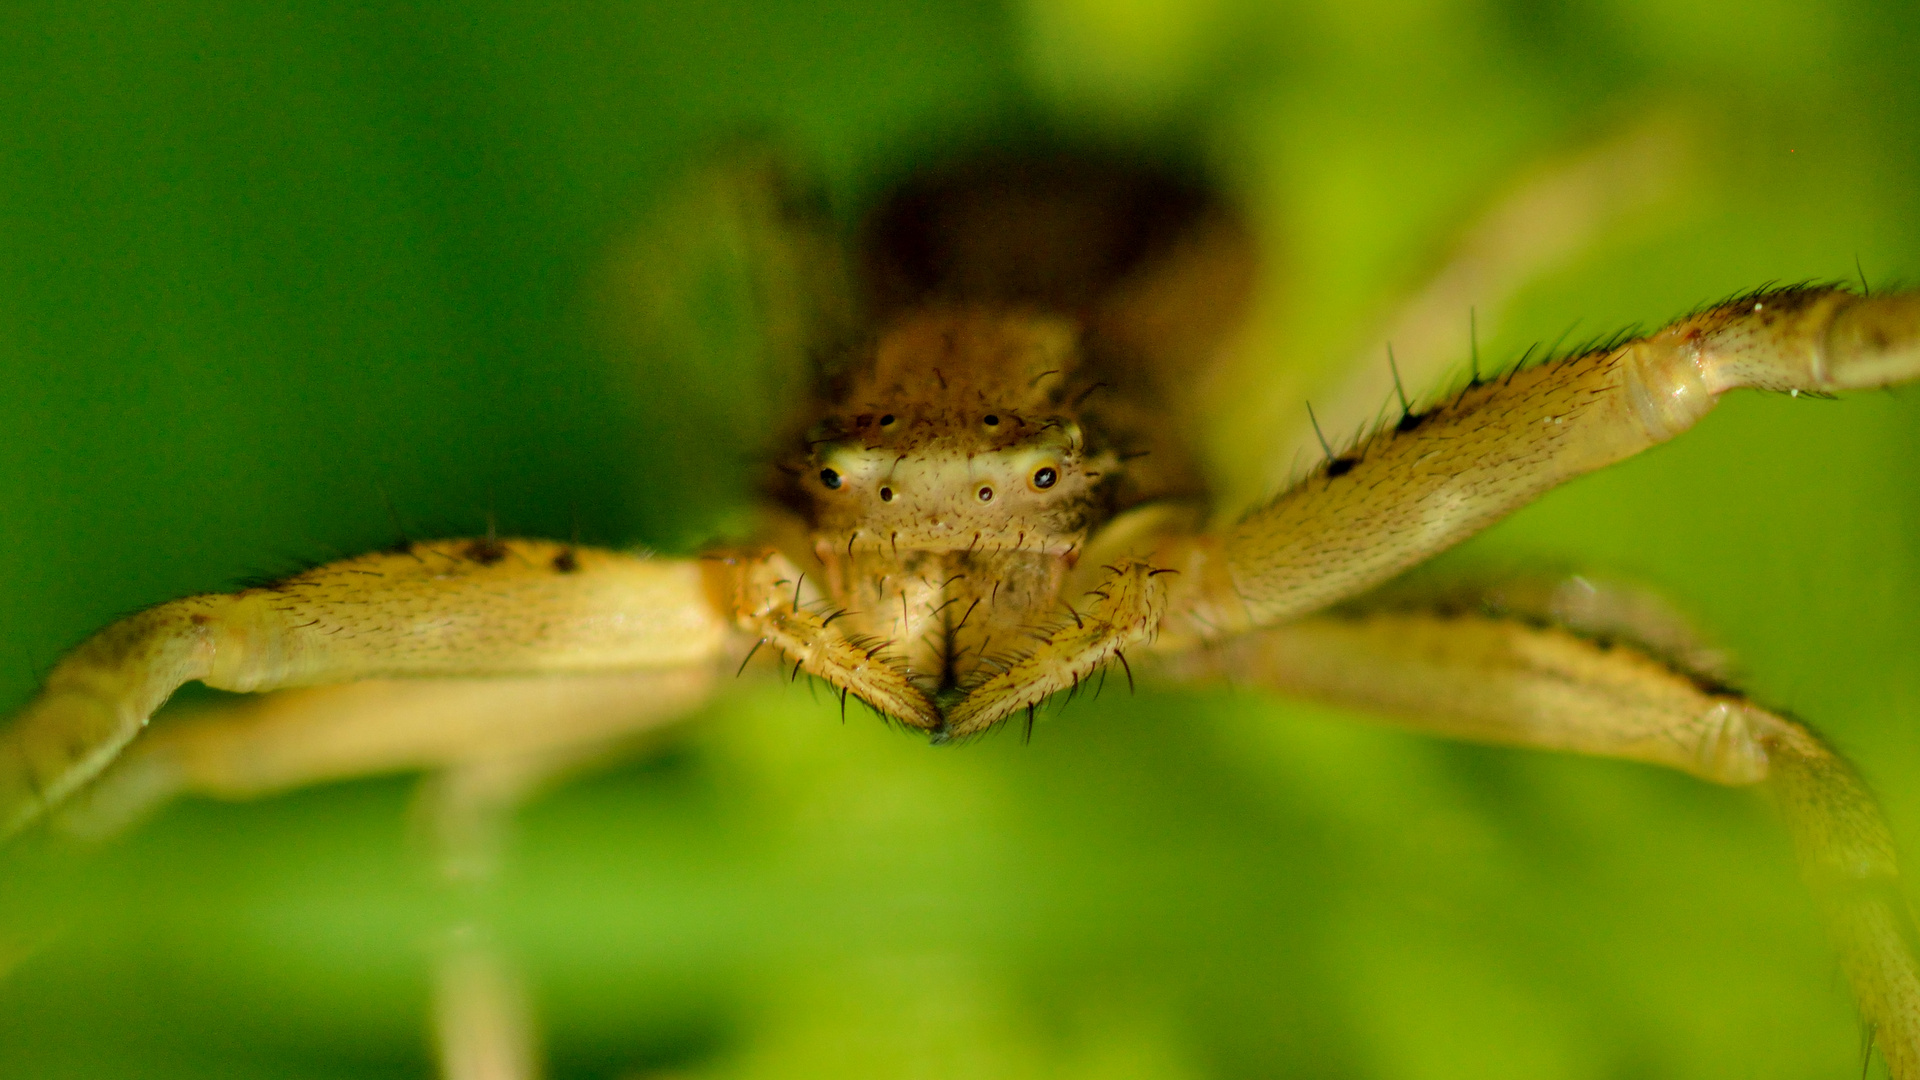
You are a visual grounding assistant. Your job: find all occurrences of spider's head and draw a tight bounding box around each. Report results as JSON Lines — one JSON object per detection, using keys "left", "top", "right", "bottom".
{"left": 795, "top": 309, "right": 1117, "bottom": 555}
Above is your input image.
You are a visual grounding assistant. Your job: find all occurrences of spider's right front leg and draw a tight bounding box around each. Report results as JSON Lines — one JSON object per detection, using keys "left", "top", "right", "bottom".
{"left": 0, "top": 538, "right": 734, "bottom": 839}
{"left": 1136, "top": 284, "right": 1920, "bottom": 1074}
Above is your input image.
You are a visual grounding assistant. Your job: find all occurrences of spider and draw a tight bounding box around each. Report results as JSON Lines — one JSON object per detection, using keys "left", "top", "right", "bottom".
{"left": 5, "top": 137, "right": 1920, "bottom": 1080}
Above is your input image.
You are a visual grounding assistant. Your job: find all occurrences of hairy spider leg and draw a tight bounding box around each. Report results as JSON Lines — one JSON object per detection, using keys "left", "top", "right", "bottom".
{"left": 1120, "top": 283, "right": 1920, "bottom": 1073}
{"left": 1172, "top": 587, "right": 1920, "bottom": 1077}
{"left": 0, "top": 539, "right": 733, "bottom": 839}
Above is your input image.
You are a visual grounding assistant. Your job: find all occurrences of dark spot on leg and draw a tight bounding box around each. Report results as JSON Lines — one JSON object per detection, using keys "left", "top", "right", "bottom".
{"left": 1326, "top": 456, "right": 1358, "bottom": 478}
{"left": 465, "top": 539, "right": 508, "bottom": 566}
{"left": 552, "top": 549, "right": 579, "bottom": 574}
{"left": 1395, "top": 411, "right": 1427, "bottom": 433}
{"left": 190, "top": 614, "right": 212, "bottom": 626}
{"left": 384, "top": 537, "right": 416, "bottom": 556}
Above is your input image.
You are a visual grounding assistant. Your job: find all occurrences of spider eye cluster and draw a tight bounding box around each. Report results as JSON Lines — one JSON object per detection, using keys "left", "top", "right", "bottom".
{"left": 812, "top": 453, "right": 1068, "bottom": 505}
{"left": 807, "top": 413, "right": 1086, "bottom": 515}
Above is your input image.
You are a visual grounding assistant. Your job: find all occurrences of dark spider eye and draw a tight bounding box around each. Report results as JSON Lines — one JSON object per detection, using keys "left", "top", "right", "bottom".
{"left": 819, "top": 468, "right": 841, "bottom": 489}
{"left": 879, "top": 486, "right": 893, "bottom": 502}
{"left": 880, "top": 414, "right": 895, "bottom": 426}
{"left": 1032, "top": 466, "right": 1057, "bottom": 490}
{"left": 977, "top": 486, "right": 993, "bottom": 502}
{"left": 983, "top": 414, "right": 999, "bottom": 426}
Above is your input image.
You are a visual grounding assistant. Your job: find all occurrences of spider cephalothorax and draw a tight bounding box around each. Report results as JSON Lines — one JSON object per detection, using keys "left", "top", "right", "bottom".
{"left": 785, "top": 308, "right": 1128, "bottom": 697}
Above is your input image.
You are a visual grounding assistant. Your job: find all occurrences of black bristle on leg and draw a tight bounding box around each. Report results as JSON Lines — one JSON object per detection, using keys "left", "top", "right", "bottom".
{"left": 736, "top": 638, "right": 765, "bottom": 678}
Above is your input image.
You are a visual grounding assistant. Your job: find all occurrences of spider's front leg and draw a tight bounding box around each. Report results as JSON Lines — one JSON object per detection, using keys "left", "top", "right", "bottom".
{"left": 1140, "top": 283, "right": 1920, "bottom": 1073}
{"left": 0, "top": 538, "right": 734, "bottom": 838}
{"left": 1218, "top": 284, "right": 1920, "bottom": 624}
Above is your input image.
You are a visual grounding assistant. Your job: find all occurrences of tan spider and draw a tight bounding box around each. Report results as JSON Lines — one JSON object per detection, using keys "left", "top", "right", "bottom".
{"left": 6, "top": 138, "right": 1920, "bottom": 1080}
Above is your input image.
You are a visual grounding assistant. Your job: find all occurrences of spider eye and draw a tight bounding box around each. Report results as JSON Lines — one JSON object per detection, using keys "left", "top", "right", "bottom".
{"left": 879, "top": 486, "right": 894, "bottom": 502}
{"left": 819, "top": 468, "right": 841, "bottom": 489}
{"left": 880, "top": 414, "right": 896, "bottom": 426}
{"left": 1031, "top": 466, "right": 1058, "bottom": 490}
{"left": 977, "top": 486, "right": 993, "bottom": 502}
{"left": 983, "top": 414, "right": 999, "bottom": 426}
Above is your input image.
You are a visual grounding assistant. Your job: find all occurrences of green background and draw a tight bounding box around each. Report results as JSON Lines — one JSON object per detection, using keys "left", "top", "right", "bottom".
{"left": 3, "top": 0, "right": 1920, "bottom": 1076}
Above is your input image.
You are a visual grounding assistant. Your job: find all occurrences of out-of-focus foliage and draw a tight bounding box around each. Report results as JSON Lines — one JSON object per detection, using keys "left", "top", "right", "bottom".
{"left": 1, "top": 0, "right": 1918, "bottom": 1077}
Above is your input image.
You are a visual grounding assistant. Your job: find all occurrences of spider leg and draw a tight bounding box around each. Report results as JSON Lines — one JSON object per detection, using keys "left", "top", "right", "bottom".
{"left": 1164, "top": 587, "right": 1920, "bottom": 1077}
{"left": 432, "top": 910, "right": 543, "bottom": 1080}
{"left": 0, "top": 538, "right": 733, "bottom": 838}
{"left": 53, "top": 668, "right": 714, "bottom": 839}
{"left": 35, "top": 627, "right": 721, "bottom": 1080}
{"left": 1246, "top": 119, "right": 1686, "bottom": 504}
{"left": 418, "top": 748, "right": 617, "bottom": 1080}
{"left": 594, "top": 143, "right": 857, "bottom": 455}
{"left": 1178, "top": 284, "right": 1920, "bottom": 630}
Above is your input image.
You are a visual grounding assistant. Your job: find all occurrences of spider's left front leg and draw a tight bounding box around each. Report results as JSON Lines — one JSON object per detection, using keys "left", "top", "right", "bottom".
{"left": 1213, "top": 283, "right": 1920, "bottom": 628}
{"left": 1144, "top": 283, "right": 1920, "bottom": 1073}
{"left": 949, "top": 285, "right": 1920, "bottom": 738}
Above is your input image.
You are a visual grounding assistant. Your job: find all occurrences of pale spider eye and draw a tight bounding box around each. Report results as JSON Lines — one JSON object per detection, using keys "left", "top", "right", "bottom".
{"left": 1031, "top": 466, "right": 1057, "bottom": 490}
{"left": 819, "top": 468, "right": 841, "bottom": 489}
{"left": 879, "top": 486, "right": 894, "bottom": 502}
{"left": 983, "top": 414, "right": 999, "bottom": 426}
{"left": 977, "top": 486, "right": 993, "bottom": 502}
